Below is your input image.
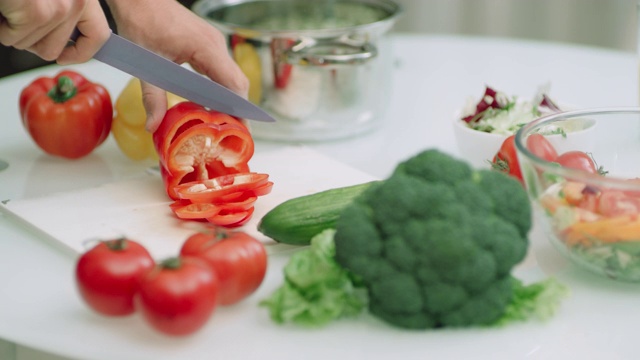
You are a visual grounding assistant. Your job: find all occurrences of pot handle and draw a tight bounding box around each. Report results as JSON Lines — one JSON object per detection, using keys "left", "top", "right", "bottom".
{"left": 283, "top": 40, "right": 378, "bottom": 66}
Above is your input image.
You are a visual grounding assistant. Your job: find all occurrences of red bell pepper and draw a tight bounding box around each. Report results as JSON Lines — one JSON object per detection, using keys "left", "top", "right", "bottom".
{"left": 169, "top": 172, "right": 273, "bottom": 227}
{"left": 152, "top": 102, "right": 255, "bottom": 200}
{"left": 19, "top": 70, "right": 113, "bottom": 159}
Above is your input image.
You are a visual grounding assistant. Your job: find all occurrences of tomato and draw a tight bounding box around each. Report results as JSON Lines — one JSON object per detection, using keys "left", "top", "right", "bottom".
{"left": 526, "top": 133, "right": 558, "bottom": 162}
{"left": 75, "top": 238, "right": 154, "bottom": 316}
{"left": 152, "top": 102, "right": 254, "bottom": 200}
{"left": 492, "top": 135, "right": 523, "bottom": 184}
{"left": 136, "top": 257, "right": 219, "bottom": 336}
{"left": 597, "top": 190, "right": 640, "bottom": 217}
{"left": 556, "top": 151, "right": 598, "bottom": 174}
{"left": 180, "top": 228, "right": 267, "bottom": 306}
{"left": 19, "top": 70, "right": 113, "bottom": 159}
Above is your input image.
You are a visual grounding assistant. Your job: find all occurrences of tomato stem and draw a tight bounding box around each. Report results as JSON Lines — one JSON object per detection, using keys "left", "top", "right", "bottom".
{"left": 104, "top": 237, "right": 128, "bottom": 251}
{"left": 48, "top": 76, "right": 77, "bottom": 103}
{"left": 160, "top": 257, "right": 182, "bottom": 270}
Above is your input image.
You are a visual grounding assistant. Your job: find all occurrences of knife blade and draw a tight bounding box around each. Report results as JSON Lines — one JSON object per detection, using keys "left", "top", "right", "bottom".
{"left": 71, "top": 30, "right": 275, "bottom": 122}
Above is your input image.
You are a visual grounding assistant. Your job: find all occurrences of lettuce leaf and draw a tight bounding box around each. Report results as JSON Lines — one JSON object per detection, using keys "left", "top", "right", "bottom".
{"left": 260, "top": 229, "right": 367, "bottom": 327}
{"left": 491, "top": 277, "right": 569, "bottom": 326}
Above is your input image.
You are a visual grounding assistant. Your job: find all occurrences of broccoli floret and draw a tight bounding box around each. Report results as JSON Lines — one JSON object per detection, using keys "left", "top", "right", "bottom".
{"left": 334, "top": 149, "right": 531, "bottom": 329}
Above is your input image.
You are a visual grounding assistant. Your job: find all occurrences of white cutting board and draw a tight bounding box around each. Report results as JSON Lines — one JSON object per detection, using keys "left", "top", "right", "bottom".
{"left": 0, "top": 146, "right": 377, "bottom": 260}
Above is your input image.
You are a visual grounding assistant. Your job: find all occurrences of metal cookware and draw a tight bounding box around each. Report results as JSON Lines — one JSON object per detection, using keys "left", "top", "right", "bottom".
{"left": 192, "top": 0, "right": 402, "bottom": 142}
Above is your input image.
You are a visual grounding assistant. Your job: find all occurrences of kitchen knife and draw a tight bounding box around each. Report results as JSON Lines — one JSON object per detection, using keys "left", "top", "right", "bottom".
{"left": 71, "top": 30, "right": 275, "bottom": 122}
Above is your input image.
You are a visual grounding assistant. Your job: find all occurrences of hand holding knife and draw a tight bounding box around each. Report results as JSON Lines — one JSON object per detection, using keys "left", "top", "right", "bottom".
{"left": 70, "top": 29, "right": 275, "bottom": 123}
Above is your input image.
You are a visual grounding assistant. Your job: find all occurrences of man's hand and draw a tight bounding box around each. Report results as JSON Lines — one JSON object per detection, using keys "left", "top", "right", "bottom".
{"left": 0, "top": 0, "right": 110, "bottom": 63}
{"left": 106, "top": 0, "right": 249, "bottom": 132}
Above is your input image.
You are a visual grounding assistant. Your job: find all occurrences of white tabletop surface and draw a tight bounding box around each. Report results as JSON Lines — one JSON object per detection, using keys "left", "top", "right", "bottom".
{"left": 1, "top": 33, "right": 639, "bottom": 360}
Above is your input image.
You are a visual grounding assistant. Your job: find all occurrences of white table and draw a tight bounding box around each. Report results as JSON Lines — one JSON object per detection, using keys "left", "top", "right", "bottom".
{"left": 1, "top": 33, "right": 638, "bottom": 360}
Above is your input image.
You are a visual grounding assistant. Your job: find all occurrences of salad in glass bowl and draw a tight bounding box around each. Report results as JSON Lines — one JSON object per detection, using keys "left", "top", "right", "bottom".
{"left": 515, "top": 107, "right": 640, "bottom": 282}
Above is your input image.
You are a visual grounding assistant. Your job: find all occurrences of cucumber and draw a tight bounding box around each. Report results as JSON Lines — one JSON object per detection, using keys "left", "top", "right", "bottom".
{"left": 258, "top": 181, "right": 376, "bottom": 245}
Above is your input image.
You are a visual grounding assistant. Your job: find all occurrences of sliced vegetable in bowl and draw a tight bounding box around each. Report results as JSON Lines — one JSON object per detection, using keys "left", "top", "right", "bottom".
{"left": 460, "top": 85, "right": 562, "bottom": 135}
{"left": 515, "top": 107, "right": 640, "bottom": 282}
{"left": 453, "top": 84, "right": 594, "bottom": 168}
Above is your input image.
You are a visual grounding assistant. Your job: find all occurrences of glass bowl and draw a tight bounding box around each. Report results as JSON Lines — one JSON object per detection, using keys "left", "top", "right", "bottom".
{"left": 515, "top": 107, "right": 640, "bottom": 282}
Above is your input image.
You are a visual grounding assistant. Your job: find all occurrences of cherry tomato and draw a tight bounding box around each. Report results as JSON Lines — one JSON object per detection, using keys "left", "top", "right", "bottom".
{"left": 556, "top": 151, "right": 598, "bottom": 173}
{"left": 136, "top": 257, "right": 219, "bottom": 336}
{"left": 492, "top": 135, "right": 523, "bottom": 184}
{"left": 75, "top": 238, "right": 154, "bottom": 316}
{"left": 526, "top": 133, "right": 558, "bottom": 162}
{"left": 180, "top": 228, "right": 267, "bottom": 306}
{"left": 597, "top": 190, "right": 640, "bottom": 217}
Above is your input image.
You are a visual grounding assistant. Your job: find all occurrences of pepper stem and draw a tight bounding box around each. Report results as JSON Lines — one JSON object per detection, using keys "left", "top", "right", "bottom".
{"left": 48, "top": 76, "right": 77, "bottom": 103}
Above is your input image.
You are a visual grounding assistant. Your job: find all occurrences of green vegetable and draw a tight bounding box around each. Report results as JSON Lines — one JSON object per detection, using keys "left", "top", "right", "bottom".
{"left": 260, "top": 229, "right": 366, "bottom": 326}
{"left": 333, "top": 149, "right": 532, "bottom": 329}
{"left": 262, "top": 149, "right": 568, "bottom": 329}
{"left": 258, "top": 182, "right": 376, "bottom": 245}
{"left": 263, "top": 231, "right": 568, "bottom": 329}
{"left": 492, "top": 277, "right": 569, "bottom": 326}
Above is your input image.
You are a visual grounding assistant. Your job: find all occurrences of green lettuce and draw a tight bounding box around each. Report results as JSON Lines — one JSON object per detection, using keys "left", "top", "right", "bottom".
{"left": 260, "top": 229, "right": 367, "bottom": 327}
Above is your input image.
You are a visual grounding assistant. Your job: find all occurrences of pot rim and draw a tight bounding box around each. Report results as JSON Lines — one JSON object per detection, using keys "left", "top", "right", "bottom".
{"left": 191, "top": 0, "right": 403, "bottom": 38}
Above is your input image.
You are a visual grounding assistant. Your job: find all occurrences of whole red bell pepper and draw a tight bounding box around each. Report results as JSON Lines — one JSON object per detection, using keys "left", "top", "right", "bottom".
{"left": 152, "top": 102, "right": 255, "bottom": 200}
{"left": 19, "top": 70, "right": 113, "bottom": 159}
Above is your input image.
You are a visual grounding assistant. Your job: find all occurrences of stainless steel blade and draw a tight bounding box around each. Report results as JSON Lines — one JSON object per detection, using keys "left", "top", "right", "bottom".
{"left": 89, "top": 32, "right": 275, "bottom": 122}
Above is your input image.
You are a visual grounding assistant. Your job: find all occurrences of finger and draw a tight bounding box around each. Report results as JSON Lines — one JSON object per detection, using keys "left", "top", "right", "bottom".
{"left": 2, "top": 15, "right": 65, "bottom": 52}
{"left": 57, "top": 0, "right": 110, "bottom": 64}
{"left": 140, "top": 80, "right": 168, "bottom": 133}
{"left": 188, "top": 27, "right": 249, "bottom": 99}
{"left": 0, "top": 2, "right": 62, "bottom": 48}
{"left": 24, "top": 22, "right": 78, "bottom": 61}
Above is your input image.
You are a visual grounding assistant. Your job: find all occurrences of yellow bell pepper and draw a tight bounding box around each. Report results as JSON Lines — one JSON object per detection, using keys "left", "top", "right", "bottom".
{"left": 111, "top": 78, "right": 185, "bottom": 161}
{"left": 233, "top": 42, "right": 262, "bottom": 104}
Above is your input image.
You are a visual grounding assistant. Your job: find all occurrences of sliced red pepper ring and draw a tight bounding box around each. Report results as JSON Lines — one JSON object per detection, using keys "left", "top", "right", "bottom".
{"left": 207, "top": 207, "right": 255, "bottom": 227}
{"left": 249, "top": 181, "right": 274, "bottom": 197}
{"left": 152, "top": 102, "right": 249, "bottom": 160}
{"left": 175, "top": 173, "right": 269, "bottom": 203}
{"left": 226, "top": 207, "right": 255, "bottom": 228}
{"left": 170, "top": 201, "right": 221, "bottom": 220}
{"left": 216, "top": 183, "right": 271, "bottom": 203}
{"left": 215, "top": 194, "right": 258, "bottom": 212}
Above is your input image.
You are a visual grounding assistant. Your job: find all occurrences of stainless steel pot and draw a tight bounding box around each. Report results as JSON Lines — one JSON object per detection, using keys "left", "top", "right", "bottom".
{"left": 192, "top": 0, "right": 402, "bottom": 142}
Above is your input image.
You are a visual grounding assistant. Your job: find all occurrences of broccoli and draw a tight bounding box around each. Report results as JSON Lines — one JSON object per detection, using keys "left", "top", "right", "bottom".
{"left": 334, "top": 149, "right": 532, "bottom": 329}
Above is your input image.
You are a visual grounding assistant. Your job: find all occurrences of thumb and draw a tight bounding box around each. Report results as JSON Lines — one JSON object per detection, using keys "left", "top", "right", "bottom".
{"left": 141, "top": 81, "right": 168, "bottom": 133}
